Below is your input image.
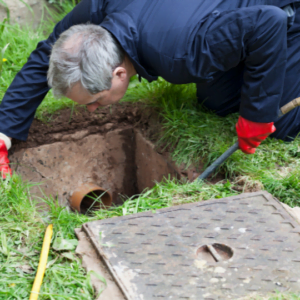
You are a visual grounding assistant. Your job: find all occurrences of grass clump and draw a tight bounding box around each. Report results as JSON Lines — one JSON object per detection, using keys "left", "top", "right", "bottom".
{"left": 0, "top": 176, "right": 97, "bottom": 299}
{"left": 0, "top": 1, "right": 75, "bottom": 121}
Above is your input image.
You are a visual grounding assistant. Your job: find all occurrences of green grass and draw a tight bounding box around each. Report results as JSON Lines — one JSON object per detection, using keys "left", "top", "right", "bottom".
{"left": 0, "top": 2, "right": 300, "bottom": 299}
{"left": 265, "top": 294, "right": 300, "bottom": 300}
{"left": 0, "top": 174, "right": 238, "bottom": 299}
{"left": 123, "top": 77, "right": 300, "bottom": 207}
{"left": 0, "top": 1, "right": 75, "bottom": 120}
{"left": 0, "top": 176, "right": 95, "bottom": 299}
{"left": 1, "top": 174, "right": 300, "bottom": 299}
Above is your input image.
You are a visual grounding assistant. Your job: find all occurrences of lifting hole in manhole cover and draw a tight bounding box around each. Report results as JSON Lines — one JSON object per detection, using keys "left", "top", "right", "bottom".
{"left": 197, "top": 243, "right": 233, "bottom": 262}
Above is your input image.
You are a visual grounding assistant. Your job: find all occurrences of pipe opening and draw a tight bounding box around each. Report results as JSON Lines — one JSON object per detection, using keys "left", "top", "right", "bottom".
{"left": 10, "top": 128, "right": 203, "bottom": 211}
{"left": 80, "top": 190, "right": 112, "bottom": 214}
{"left": 70, "top": 183, "right": 112, "bottom": 214}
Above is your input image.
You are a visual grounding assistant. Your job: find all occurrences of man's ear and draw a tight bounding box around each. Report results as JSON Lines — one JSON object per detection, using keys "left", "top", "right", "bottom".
{"left": 113, "top": 67, "right": 127, "bottom": 80}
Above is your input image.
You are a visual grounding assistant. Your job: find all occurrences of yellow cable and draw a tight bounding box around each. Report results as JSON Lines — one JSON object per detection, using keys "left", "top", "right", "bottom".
{"left": 29, "top": 224, "right": 53, "bottom": 300}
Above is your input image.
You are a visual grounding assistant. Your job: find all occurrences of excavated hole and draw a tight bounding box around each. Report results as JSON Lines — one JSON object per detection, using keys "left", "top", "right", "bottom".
{"left": 10, "top": 128, "right": 181, "bottom": 208}
{"left": 9, "top": 104, "right": 229, "bottom": 210}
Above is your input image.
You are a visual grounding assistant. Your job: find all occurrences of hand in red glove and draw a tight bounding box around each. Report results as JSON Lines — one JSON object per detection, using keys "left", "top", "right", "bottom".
{"left": 236, "top": 116, "right": 276, "bottom": 154}
{"left": 0, "top": 139, "right": 12, "bottom": 179}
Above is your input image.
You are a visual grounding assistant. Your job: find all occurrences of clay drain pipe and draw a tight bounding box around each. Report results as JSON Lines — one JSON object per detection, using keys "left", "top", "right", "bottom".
{"left": 70, "top": 183, "right": 112, "bottom": 214}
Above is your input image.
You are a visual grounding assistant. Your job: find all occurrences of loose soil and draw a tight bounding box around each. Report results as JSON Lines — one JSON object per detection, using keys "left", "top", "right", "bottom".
{"left": 9, "top": 103, "right": 226, "bottom": 208}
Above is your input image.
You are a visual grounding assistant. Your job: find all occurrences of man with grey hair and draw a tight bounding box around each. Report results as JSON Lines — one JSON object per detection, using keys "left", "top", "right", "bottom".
{"left": 0, "top": 0, "right": 300, "bottom": 178}
{"left": 48, "top": 24, "right": 137, "bottom": 112}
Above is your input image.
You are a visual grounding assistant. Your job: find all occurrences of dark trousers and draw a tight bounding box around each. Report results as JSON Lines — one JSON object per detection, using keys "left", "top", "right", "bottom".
{"left": 197, "top": 4, "right": 300, "bottom": 141}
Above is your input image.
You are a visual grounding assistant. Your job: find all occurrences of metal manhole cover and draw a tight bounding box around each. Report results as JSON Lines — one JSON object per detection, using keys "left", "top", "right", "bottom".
{"left": 82, "top": 191, "right": 300, "bottom": 299}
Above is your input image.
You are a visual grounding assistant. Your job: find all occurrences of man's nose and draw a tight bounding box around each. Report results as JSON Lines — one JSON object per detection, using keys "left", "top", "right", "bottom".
{"left": 86, "top": 102, "right": 100, "bottom": 112}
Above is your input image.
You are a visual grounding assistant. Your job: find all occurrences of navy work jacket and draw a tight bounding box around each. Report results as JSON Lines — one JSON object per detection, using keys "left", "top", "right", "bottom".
{"left": 0, "top": 0, "right": 298, "bottom": 140}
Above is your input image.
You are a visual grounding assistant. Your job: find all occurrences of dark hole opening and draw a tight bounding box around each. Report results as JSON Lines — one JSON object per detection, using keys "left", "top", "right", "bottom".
{"left": 197, "top": 243, "right": 234, "bottom": 262}
{"left": 80, "top": 190, "right": 111, "bottom": 215}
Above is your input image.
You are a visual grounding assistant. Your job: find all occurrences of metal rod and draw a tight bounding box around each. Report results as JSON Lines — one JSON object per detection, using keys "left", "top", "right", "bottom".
{"left": 197, "top": 97, "right": 300, "bottom": 182}
{"left": 207, "top": 244, "right": 222, "bottom": 262}
{"left": 198, "top": 142, "right": 239, "bottom": 180}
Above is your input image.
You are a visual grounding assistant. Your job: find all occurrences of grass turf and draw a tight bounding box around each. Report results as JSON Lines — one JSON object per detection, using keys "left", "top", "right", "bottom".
{"left": 124, "top": 77, "right": 300, "bottom": 207}
{"left": 0, "top": 2, "right": 300, "bottom": 299}
{"left": 0, "top": 1, "right": 75, "bottom": 121}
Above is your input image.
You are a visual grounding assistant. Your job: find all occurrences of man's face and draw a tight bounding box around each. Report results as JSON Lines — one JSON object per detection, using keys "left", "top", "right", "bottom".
{"left": 66, "top": 67, "right": 129, "bottom": 112}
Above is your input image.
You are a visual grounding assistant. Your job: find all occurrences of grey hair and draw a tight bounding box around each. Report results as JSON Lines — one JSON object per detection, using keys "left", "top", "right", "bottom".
{"left": 48, "top": 24, "right": 125, "bottom": 97}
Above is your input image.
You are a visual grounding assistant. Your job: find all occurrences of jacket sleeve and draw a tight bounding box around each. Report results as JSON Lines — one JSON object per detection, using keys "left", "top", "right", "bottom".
{"left": 189, "top": 5, "right": 288, "bottom": 123}
{"left": 0, "top": 0, "right": 104, "bottom": 140}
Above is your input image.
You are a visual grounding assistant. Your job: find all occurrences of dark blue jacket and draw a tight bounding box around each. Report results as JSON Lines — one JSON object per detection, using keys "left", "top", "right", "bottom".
{"left": 0, "top": 0, "right": 298, "bottom": 140}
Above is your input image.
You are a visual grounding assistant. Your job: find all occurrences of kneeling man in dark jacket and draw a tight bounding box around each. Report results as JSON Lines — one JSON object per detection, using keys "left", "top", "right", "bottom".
{"left": 0, "top": 0, "right": 300, "bottom": 178}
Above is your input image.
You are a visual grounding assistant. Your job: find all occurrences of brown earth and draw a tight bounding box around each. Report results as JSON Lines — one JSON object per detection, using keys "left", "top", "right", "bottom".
{"left": 9, "top": 103, "right": 225, "bottom": 209}
{"left": 11, "top": 103, "right": 156, "bottom": 151}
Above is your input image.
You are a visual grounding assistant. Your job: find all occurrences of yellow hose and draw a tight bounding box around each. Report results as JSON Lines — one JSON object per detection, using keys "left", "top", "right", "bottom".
{"left": 29, "top": 224, "right": 53, "bottom": 300}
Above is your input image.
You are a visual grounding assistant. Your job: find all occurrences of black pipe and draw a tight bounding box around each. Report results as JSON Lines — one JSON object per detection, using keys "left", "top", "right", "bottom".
{"left": 198, "top": 142, "right": 239, "bottom": 180}
{"left": 197, "top": 104, "right": 299, "bottom": 181}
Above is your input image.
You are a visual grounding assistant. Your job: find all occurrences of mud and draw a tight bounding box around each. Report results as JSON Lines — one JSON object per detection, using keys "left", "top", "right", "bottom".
{"left": 232, "top": 175, "right": 263, "bottom": 193}
{"left": 11, "top": 103, "right": 155, "bottom": 151}
{"left": 9, "top": 103, "right": 225, "bottom": 208}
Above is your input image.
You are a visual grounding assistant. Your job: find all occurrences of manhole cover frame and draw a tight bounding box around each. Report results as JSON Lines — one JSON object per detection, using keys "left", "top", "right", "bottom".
{"left": 82, "top": 191, "right": 300, "bottom": 300}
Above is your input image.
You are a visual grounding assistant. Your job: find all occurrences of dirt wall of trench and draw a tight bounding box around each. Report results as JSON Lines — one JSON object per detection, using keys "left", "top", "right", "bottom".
{"left": 9, "top": 103, "right": 225, "bottom": 209}
{"left": 9, "top": 104, "right": 182, "bottom": 207}
{"left": 10, "top": 128, "right": 180, "bottom": 207}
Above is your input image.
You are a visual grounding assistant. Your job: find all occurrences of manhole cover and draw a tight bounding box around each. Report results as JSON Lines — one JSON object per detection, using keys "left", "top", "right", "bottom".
{"left": 82, "top": 191, "right": 300, "bottom": 299}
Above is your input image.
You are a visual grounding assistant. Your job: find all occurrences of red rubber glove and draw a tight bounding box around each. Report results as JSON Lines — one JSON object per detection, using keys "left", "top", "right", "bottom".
{"left": 236, "top": 116, "right": 276, "bottom": 154}
{"left": 0, "top": 139, "right": 12, "bottom": 179}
